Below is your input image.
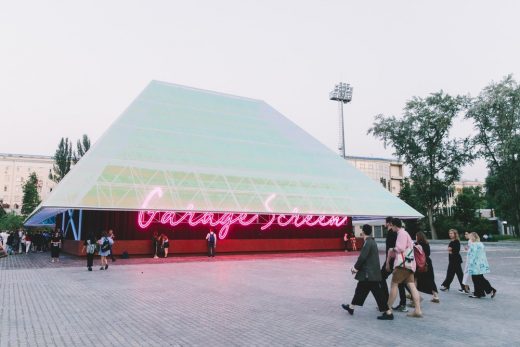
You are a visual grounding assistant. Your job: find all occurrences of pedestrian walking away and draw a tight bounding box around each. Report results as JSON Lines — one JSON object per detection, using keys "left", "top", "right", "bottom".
{"left": 382, "top": 218, "right": 423, "bottom": 319}
{"left": 98, "top": 231, "right": 114, "bottom": 270}
{"left": 206, "top": 229, "right": 217, "bottom": 257}
{"left": 414, "top": 232, "right": 440, "bottom": 303}
{"left": 83, "top": 232, "right": 97, "bottom": 271}
{"left": 467, "top": 232, "right": 497, "bottom": 299}
{"left": 341, "top": 225, "right": 390, "bottom": 319}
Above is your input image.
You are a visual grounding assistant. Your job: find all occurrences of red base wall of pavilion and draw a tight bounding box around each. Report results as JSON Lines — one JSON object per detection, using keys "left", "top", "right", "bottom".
{"left": 58, "top": 210, "right": 359, "bottom": 256}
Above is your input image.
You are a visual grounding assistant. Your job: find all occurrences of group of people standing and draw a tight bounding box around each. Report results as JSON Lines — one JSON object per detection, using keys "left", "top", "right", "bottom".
{"left": 342, "top": 217, "right": 497, "bottom": 320}
{"left": 0, "top": 229, "right": 56, "bottom": 255}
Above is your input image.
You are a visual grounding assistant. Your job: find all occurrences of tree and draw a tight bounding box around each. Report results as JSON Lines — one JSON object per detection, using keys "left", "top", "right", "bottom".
{"left": 0, "top": 203, "right": 6, "bottom": 218}
{"left": 369, "top": 91, "right": 474, "bottom": 239}
{"left": 21, "top": 172, "right": 41, "bottom": 216}
{"left": 0, "top": 212, "right": 24, "bottom": 230}
{"left": 466, "top": 75, "right": 520, "bottom": 236}
{"left": 73, "top": 134, "right": 91, "bottom": 164}
{"left": 49, "top": 137, "right": 73, "bottom": 183}
{"left": 453, "top": 187, "right": 487, "bottom": 227}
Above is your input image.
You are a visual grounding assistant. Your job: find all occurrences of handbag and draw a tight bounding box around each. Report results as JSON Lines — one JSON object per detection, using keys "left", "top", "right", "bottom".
{"left": 394, "top": 247, "right": 415, "bottom": 271}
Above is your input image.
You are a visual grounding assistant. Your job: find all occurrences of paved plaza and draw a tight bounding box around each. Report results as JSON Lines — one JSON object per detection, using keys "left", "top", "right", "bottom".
{"left": 1, "top": 242, "right": 519, "bottom": 347}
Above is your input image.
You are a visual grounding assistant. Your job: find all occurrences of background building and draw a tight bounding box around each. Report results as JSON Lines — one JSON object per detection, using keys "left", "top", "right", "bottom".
{"left": 0, "top": 153, "right": 56, "bottom": 214}
{"left": 346, "top": 156, "right": 404, "bottom": 196}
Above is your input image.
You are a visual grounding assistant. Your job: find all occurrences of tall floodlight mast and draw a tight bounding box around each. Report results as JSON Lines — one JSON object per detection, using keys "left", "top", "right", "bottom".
{"left": 329, "top": 82, "right": 353, "bottom": 158}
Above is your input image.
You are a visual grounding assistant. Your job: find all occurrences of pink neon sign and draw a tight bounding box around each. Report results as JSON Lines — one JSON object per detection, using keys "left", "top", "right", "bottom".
{"left": 137, "top": 188, "right": 348, "bottom": 239}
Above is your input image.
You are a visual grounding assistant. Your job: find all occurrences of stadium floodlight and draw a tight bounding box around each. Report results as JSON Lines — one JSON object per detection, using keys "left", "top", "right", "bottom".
{"left": 329, "top": 82, "right": 353, "bottom": 158}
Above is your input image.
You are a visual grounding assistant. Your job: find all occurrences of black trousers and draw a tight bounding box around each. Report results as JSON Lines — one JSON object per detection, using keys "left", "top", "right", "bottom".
{"left": 380, "top": 263, "right": 406, "bottom": 306}
{"left": 472, "top": 275, "right": 494, "bottom": 297}
{"left": 208, "top": 243, "right": 215, "bottom": 257}
{"left": 351, "top": 281, "right": 389, "bottom": 312}
{"left": 442, "top": 260, "right": 464, "bottom": 289}
{"left": 87, "top": 253, "right": 94, "bottom": 268}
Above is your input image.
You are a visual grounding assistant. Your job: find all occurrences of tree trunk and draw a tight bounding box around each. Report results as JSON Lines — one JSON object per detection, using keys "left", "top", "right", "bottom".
{"left": 428, "top": 207, "right": 438, "bottom": 240}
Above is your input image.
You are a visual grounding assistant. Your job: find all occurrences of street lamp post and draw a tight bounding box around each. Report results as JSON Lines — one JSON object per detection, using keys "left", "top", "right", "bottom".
{"left": 329, "top": 82, "right": 353, "bottom": 158}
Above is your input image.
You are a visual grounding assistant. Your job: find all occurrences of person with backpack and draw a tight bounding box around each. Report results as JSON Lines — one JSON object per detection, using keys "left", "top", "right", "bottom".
{"left": 83, "top": 232, "right": 97, "bottom": 271}
{"left": 206, "top": 229, "right": 217, "bottom": 257}
{"left": 440, "top": 229, "right": 465, "bottom": 292}
{"left": 382, "top": 218, "right": 423, "bottom": 319}
{"left": 98, "top": 230, "right": 114, "bottom": 270}
{"left": 380, "top": 217, "right": 408, "bottom": 313}
{"left": 414, "top": 232, "right": 440, "bottom": 304}
{"left": 341, "top": 225, "right": 390, "bottom": 319}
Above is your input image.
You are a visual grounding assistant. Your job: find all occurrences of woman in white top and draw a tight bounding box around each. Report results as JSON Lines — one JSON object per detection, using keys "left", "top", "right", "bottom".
{"left": 98, "top": 230, "right": 114, "bottom": 270}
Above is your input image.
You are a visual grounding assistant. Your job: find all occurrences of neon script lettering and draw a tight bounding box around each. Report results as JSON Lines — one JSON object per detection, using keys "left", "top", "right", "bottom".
{"left": 138, "top": 188, "right": 348, "bottom": 239}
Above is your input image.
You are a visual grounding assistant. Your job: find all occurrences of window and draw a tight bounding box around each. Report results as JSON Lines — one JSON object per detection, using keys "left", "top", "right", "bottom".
{"left": 3, "top": 186, "right": 6, "bottom": 192}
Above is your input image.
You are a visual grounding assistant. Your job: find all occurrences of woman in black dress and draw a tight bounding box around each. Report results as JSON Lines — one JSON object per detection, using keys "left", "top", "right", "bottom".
{"left": 50, "top": 231, "right": 61, "bottom": 263}
{"left": 440, "top": 229, "right": 464, "bottom": 291}
{"left": 415, "top": 232, "right": 440, "bottom": 303}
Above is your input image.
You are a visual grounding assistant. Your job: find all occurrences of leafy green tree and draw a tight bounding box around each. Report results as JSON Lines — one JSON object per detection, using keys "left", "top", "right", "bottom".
{"left": 0, "top": 203, "right": 6, "bottom": 218}
{"left": 466, "top": 75, "right": 520, "bottom": 236}
{"left": 49, "top": 137, "right": 73, "bottom": 183}
{"left": 0, "top": 212, "right": 24, "bottom": 230}
{"left": 453, "top": 187, "right": 486, "bottom": 227}
{"left": 21, "top": 172, "right": 41, "bottom": 216}
{"left": 369, "top": 91, "right": 474, "bottom": 239}
{"left": 73, "top": 134, "right": 91, "bottom": 164}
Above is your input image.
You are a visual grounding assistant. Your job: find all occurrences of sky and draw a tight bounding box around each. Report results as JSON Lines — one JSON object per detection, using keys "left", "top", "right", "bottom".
{"left": 1, "top": 0, "right": 519, "bottom": 181}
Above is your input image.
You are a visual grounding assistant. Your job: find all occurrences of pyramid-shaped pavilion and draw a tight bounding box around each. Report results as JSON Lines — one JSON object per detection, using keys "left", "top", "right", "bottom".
{"left": 26, "top": 81, "right": 421, "bottom": 226}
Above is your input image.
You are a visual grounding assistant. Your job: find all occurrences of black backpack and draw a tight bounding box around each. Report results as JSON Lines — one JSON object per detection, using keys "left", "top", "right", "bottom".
{"left": 101, "top": 238, "right": 110, "bottom": 252}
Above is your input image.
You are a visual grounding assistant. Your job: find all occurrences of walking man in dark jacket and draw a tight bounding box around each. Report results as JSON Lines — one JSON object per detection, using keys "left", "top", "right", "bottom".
{"left": 341, "top": 224, "right": 391, "bottom": 319}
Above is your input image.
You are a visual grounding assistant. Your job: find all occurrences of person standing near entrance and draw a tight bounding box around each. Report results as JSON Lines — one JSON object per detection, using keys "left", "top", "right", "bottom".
{"left": 50, "top": 231, "right": 62, "bottom": 263}
{"left": 152, "top": 231, "right": 159, "bottom": 259}
{"left": 206, "top": 229, "right": 217, "bottom": 257}
{"left": 341, "top": 225, "right": 390, "bottom": 318}
{"left": 160, "top": 233, "right": 170, "bottom": 258}
{"left": 108, "top": 229, "right": 116, "bottom": 262}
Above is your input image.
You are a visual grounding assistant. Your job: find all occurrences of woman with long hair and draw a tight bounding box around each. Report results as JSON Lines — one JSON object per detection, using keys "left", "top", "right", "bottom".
{"left": 468, "top": 232, "right": 497, "bottom": 298}
{"left": 459, "top": 231, "right": 472, "bottom": 294}
{"left": 440, "top": 229, "right": 464, "bottom": 291}
{"left": 97, "top": 230, "right": 114, "bottom": 270}
{"left": 414, "top": 232, "right": 440, "bottom": 303}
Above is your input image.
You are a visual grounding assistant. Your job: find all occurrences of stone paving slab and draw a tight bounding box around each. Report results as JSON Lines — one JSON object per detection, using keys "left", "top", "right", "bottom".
{"left": 0, "top": 242, "right": 519, "bottom": 346}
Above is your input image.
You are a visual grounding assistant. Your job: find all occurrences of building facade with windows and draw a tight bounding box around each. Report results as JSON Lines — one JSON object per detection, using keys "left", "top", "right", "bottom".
{"left": 345, "top": 156, "right": 405, "bottom": 238}
{"left": 0, "top": 153, "right": 56, "bottom": 214}
{"left": 346, "top": 156, "right": 404, "bottom": 196}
